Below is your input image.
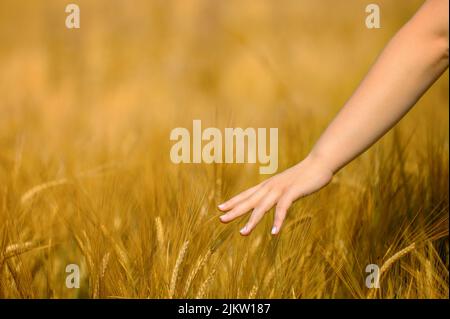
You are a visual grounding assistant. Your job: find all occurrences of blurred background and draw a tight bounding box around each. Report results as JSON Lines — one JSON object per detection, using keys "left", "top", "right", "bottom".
{"left": 0, "top": 0, "right": 448, "bottom": 299}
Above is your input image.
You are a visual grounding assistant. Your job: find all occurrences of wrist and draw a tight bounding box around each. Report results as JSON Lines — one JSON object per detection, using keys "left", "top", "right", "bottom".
{"left": 303, "top": 152, "right": 335, "bottom": 179}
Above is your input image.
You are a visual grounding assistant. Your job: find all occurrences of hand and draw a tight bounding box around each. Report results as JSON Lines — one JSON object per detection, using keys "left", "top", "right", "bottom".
{"left": 218, "top": 155, "right": 334, "bottom": 236}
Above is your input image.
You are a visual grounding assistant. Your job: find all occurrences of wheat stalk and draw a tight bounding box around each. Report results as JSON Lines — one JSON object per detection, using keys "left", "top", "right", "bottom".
{"left": 100, "top": 252, "right": 111, "bottom": 279}
{"left": 20, "top": 178, "right": 70, "bottom": 205}
{"left": 248, "top": 284, "right": 258, "bottom": 299}
{"left": 196, "top": 268, "right": 216, "bottom": 299}
{"left": 199, "top": 191, "right": 214, "bottom": 218}
{"left": 0, "top": 240, "right": 52, "bottom": 277}
{"left": 73, "top": 234, "right": 94, "bottom": 274}
{"left": 284, "top": 214, "right": 313, "bottom": 232}
{"left": 100, "top": 225, "right": 134, "bottom": 285}
{"left": 183, "top": 249, "right": 212, "bottom": 297}
{"left": 155, "top": 217, "right": 164, "bottom": 250}
{"left": 3, "top": 241, "right": 44, "bottom": 259}
{"left": 368, "top": 242, "right": 416, "bottom": 299}
{"left": 169, "top": 240, "right": 189, "bottom": 298}
{"left": 380, "top": 243, "right": 416, "bottom": 276}
{"left": 291, "top": 287, "right": 296, "bottom": 299}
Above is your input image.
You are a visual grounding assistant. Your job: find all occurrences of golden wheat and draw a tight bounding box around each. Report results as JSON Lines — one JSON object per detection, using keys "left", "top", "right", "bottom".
{"left": 183, "top": 249, "right": 213, "bottom": 297}
{"left": 169, "top": 241, "right": 189, "bottom": 298}
{"left": 0, "top": 0, "right": 447, "bottom": 300}
{"left": 196, "top": 268, "right": 217, "bottom": 299}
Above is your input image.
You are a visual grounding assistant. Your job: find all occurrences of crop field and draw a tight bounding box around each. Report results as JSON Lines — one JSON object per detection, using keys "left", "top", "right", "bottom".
{"left": 0, "top": 0, "right": 448, "bottom": 298}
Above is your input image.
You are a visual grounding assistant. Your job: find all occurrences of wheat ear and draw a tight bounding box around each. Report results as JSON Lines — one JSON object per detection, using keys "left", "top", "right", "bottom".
{"left": 169, "top": 240, "right": 189, "bottom": 298}
{"left": 196, "top": 268, "right": 216, "bottom": 299}
{"left": 368, "top": 242, "right": 416, "bottom": 299}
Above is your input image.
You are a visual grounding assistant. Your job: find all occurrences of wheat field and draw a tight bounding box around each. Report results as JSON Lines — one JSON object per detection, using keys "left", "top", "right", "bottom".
{"left": 0, "top": 0, "right": 448, "bottom": 299}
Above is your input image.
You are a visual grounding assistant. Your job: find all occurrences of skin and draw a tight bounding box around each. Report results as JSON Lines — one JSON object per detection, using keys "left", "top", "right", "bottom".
{"left": 218, "top": 0, "right": 449, "bottom": 236}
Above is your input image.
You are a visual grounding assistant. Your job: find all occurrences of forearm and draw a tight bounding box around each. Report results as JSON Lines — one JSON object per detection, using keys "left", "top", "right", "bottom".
{"left": 219, "top": 0, "right": 449, "bottom": 236}
{"left": 309, "top": 0, "right": 449, "bottom": 174}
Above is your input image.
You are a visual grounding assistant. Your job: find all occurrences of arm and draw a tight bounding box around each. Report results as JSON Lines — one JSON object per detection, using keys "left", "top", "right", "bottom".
{"left": 218, "top": 0, "right": 449, "bottom": 236}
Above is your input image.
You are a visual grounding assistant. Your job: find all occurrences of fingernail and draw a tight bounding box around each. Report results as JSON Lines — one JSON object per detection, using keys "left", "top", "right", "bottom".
{"left": 240, "top": 226, "right": 248, "bottom": 235}
{"left": 218, "top": 204, "right": 226, "bottom": 210}
{"left": 271, "top": 226, "right": 278, "bottom": 235}
{"left": 219, "top": 215, "right": 226, "bottom": 222}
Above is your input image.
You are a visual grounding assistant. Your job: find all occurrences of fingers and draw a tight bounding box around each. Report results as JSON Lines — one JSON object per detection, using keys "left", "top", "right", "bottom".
{"left": 219, "top": 184, "right": 296, "bottom": 236}
{"left": 240, "top": 191, "right": 280, "bottom": 236}
{"left": 272, "top": 195, "right": 294, "bottom": 235}
{"left": 218, "top": 184, "right": 262, "bottom": 211}
{"left": 218, "top": 175, "right": 300, "bottom": 236}
{"left": 219, "top": 186, "right": 268, "bottom": 223}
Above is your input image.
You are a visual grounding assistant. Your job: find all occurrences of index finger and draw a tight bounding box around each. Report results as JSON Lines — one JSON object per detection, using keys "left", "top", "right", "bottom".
{"left": 218, "top": 183, "right": 263, "bottom": 211}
